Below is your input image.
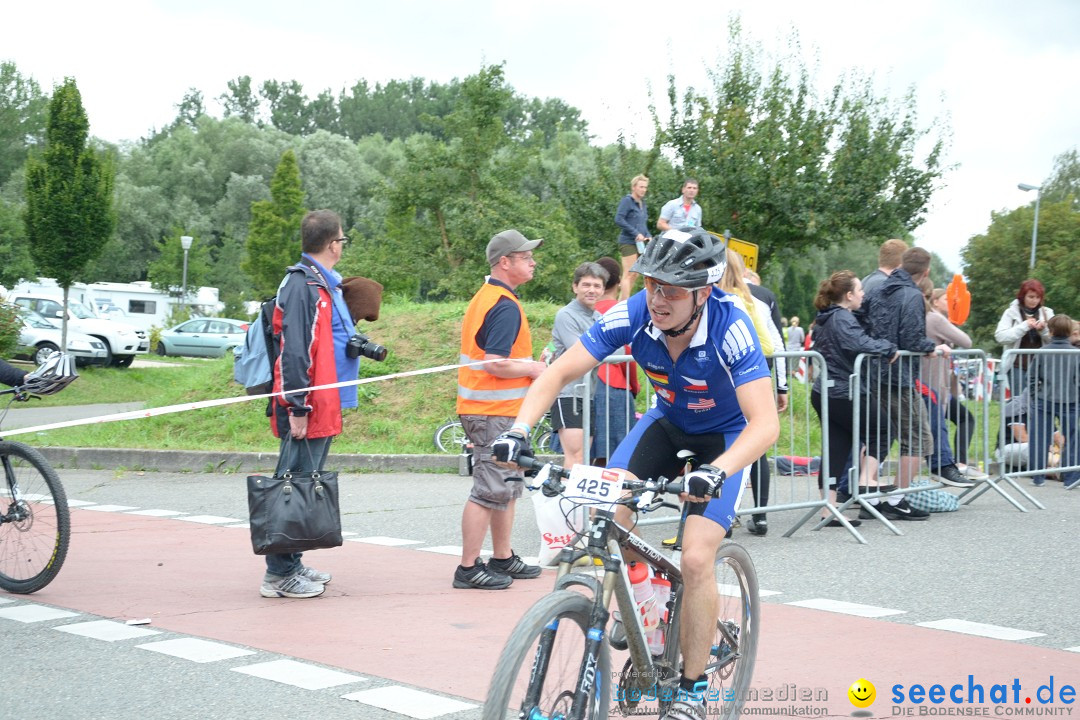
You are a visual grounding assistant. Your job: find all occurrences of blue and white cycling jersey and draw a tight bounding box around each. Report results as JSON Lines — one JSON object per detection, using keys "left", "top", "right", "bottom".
{"left": 580, "top": 287, "right": 770, "bottom": 435}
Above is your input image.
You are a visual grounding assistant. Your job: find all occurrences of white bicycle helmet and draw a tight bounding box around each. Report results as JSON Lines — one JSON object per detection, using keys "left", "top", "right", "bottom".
{"left": 21, "top": 352, "right": 78, "bottom": 396}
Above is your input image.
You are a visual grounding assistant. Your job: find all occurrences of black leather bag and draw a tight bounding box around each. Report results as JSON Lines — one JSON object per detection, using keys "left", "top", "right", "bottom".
{"left": 247, "top": 471, "right": 343, "bottom": 555}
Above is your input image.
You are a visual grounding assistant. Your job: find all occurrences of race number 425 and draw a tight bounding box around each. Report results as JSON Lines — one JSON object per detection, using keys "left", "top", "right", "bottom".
{"left": 564, "top": 465, "right": 625, "bottom": 504}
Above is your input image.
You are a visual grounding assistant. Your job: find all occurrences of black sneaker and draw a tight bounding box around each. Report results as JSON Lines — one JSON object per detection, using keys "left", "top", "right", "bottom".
{"left": 453, "top": 559, "right": 512, "bottom": 589}
{"left": 933, "top": 464, "right": 976, "bottom": 488}
{"left": 489, "top": 551, "right": 542, "bottom": 579}
{"left": 878, "top": 498, "right": 930, "bottom": 521}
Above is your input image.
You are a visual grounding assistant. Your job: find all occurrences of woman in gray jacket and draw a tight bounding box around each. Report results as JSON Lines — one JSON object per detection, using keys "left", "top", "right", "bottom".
{"left": 994, "top": 279, "right": 1054, "bottom": 396}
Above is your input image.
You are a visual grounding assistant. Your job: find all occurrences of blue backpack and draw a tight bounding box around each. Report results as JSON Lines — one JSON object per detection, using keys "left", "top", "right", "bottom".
{"left": 233, "top": 298, "right": 276, "bottom": 396}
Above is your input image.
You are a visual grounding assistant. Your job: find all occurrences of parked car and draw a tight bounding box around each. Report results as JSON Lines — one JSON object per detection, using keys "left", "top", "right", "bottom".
{"left": 156, "top": 318, "right": 249, "bottom": 358}
{"left": 14, "top": 309, "right": 110, "bottom": 366}
{"left": 9, "top": 293, "right": 149, "bottom": 367}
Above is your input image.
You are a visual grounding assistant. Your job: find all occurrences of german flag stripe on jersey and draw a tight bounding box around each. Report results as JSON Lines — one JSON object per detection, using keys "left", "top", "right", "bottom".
{"left": 644, "top": 369, "right": 669, "bottom": 385}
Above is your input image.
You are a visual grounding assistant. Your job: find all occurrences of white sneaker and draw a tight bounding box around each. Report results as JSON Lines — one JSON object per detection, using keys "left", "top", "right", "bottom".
{"left": 260, "top": 572, "right": 325, "bottom": 598}
{"left": 957, "top": 464, "right": 990, "bottom": 480}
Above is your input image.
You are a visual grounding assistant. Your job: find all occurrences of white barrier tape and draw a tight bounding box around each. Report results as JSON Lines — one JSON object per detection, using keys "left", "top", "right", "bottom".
{"left": 1, "top": 359, "right": 501, "bottom": 438}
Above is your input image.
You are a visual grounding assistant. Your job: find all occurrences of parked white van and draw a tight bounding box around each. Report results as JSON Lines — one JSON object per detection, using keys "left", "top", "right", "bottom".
{"left": 8, "top": 293, "right": 149, "bottom": 367}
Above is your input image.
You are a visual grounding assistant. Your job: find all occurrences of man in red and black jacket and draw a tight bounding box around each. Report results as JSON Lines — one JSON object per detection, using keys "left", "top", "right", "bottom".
{"left": 260, "top": 209, "right": 356, "bottom": 600}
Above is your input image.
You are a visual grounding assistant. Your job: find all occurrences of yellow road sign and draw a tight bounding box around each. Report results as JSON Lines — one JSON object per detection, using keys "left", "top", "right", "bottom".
{"left": 724, "top": 235, "right": 759, "bottom": 272}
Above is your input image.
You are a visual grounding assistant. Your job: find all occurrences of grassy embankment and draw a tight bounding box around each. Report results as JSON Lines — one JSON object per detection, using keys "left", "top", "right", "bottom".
{"left": 9, "top": 299, "right": 1002, "bottom": 462}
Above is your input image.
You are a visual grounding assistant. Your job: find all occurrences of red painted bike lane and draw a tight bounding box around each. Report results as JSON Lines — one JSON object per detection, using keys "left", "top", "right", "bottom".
{"left": 21, "top": 509, "right": 1080, "bottom": 718}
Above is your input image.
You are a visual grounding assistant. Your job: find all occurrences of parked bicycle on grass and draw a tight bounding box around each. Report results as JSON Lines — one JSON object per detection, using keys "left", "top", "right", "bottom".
{"left": 0, "top": 353, "right": 78, "bottom": 594}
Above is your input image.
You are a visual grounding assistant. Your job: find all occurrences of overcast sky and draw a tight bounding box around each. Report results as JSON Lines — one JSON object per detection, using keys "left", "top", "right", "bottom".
{"left": 4, "top": 0, "right": 1078, "bottom": 273}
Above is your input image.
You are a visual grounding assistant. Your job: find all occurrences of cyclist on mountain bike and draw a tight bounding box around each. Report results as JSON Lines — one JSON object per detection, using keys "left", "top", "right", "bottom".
{"left": 494, "top": 227, "right": 779, "bottom": 720}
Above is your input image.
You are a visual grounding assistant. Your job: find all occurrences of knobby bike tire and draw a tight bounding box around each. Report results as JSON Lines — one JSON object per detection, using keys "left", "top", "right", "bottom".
{"left": 483, "top": 590, "right": 610, "bottom": 720}
{"left": 432, "top": 420, "right": 467, "bottom": 454}
{"left": 708, "top": 541, "right": 760, "bottom": 719}
{"left": 0, "top": 441, "right": 71, "bottom": 594}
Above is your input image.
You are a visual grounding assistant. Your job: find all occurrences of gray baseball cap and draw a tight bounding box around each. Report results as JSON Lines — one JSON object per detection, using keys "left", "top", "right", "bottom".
{"left": 486, "top": 229, "right": 543, "bottom": 266}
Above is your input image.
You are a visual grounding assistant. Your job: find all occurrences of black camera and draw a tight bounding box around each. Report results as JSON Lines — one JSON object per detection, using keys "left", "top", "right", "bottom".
{"left": 346, "top": 332, "right": 387, "bottom": 362}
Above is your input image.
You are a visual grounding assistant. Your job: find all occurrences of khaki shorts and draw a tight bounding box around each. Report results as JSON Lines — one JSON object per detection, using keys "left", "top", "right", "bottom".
{"left": 883, "top": 386, "right": 934, "bottom": 457}
{"left": 460, "top": 414, "right": 524, "bottom": 511}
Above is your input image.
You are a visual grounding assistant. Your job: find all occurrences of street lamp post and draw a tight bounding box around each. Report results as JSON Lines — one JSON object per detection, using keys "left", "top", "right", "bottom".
{"left": 180, "top": 235, "right": 193, "bottom": 311}
{"left": 1017, "top": 183, "right": 1042, "bottom": 270}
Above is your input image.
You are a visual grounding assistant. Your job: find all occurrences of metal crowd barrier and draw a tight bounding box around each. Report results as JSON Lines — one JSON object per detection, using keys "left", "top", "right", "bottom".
{"left": 837, "top": 349, "right": 1000, "bottom": 539}
{"left": 581, "top": 350, "right": 845, "bottom": 540}
{"left": 968, "top": 347, "right": 1080, "bottom": 509}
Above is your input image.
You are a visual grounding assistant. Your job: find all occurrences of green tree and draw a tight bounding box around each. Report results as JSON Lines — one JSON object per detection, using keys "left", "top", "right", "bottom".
{"left": 219, "top": 75, "right": 260, "bottom": 124}
{"left": 24, "top": 77, "right": 115, "bottom": 346}
{"left": 661, "top": 20, "right": 946, "bottom": 263}
{"left": 245, "top": 149, "right": 306, "bottom": 298}
{"left": 146, "top": 229, "right": 212, "bottom": 298}
{"left": 0, "top": 61, "right": 49, "bottom": 186}
{"left": 0, "top": 195, "right": 35, "bottom": 287}
{"left": 962, "top": 197, "right": 1080, "bottom": 346}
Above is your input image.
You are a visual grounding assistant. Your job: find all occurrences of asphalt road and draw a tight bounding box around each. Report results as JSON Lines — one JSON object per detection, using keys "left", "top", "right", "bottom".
{"left": 2, "top": 464, "right": 1078, "bottom": 719}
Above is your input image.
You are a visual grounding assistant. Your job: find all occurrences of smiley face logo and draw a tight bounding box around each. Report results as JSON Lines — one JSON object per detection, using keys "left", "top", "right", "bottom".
{"left": 848, "top": 678, "right": 875, "bottom": 708}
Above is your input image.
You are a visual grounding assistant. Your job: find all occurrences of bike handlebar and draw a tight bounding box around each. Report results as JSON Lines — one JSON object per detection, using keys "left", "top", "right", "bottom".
{"left": 514, "top": 454, "right": 686, "bottom": 500}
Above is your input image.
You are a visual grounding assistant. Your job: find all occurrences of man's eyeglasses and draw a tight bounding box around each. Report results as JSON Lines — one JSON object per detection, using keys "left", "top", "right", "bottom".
{"left": 332, "top": 236, "right": 350, "bottom": 246}
{"left": 644, "top": 277, "right": 701, "bottom": 300}
{"left": 508, "top": 252, "right": 535, "bottom": 263}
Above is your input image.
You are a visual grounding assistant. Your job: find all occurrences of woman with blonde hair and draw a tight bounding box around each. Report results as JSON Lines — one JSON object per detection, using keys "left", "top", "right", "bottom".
{"left": 718, "top": 249, "right": 784, "bottom": 535}
{"left": 614, "top": 174, "right": 651, "bottom": 300}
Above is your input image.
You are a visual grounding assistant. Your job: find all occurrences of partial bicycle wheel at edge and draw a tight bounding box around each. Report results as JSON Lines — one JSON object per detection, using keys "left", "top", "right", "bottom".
{"left": 0, "top": 441, "right": 70, "bottom": 594}
{"left": 708, "top": 541, "right": 760, "bottom": 719}
{"left": 433, "top": 420, "right": 468, "bottom": 454}
{"left": 483, "top": 590, "right": 610, "bottom": 720}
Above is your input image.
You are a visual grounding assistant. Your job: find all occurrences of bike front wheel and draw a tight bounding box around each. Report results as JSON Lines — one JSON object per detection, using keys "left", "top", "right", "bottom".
{"left": 0, "top": 441, "right": 71, "bottom": 594}
{"left": 433, "top": 420, "right": 467, "bottom": 454}
{"left": 706, "top": 541, "right": 760, "bottom": 718}
{"left": 483, "top": 590, "right": 610, "bottom": 720}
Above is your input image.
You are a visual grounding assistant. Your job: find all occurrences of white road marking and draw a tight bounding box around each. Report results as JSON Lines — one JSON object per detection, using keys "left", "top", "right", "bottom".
{"left": 55, "top": 619, "right": 161, "bottom": 641}
{"left": 785, "top": 598, "right": 905, "bottom": 618}
{"left": 341, "top": 685, "right": 477, "bottom": 719}
{"left": 0, "top": 604, "right": 80, "bottom": 622}
{"left": 231, "top": 659, "right": 365, "bottom": 690}
{"left": 137, "top": 637, "right": 257, "bottom": 662}
{"left": 917, "top": 619, "right": 1045, "bottom": 641}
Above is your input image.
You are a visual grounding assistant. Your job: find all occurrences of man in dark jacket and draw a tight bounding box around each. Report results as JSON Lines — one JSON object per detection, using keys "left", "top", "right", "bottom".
{"left": 260, "top": 209, "right": 358, "bottom": 600}
{"left": 858, "top": 247, "right": 966, "bottom": 500}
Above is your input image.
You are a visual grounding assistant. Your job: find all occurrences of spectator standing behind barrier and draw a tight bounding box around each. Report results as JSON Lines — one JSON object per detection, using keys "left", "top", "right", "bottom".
{"left": 809, "top": 271, "right": 897, "bottom": 526}
{"left": 720, "top": 250, "right": 786, "bottom": 536}
{"left": 861, "top": 238, "right": 908, "bottom": 297}
{"left": 743, "top": 268, "right": 788, "bottom": 410}
{"left": 261, "top": 209, "right": 357, "bottom": 599}
{"left": 548, "top": 262, "right": 608, "bottom": 469}
{"left": 591, "top": 256, "right": 639, "bottom": 466}
{"left": 994, "top": 279, "right": 1055, "bottom": 397}
{"left": 656, "top": 178, "right": 702, "bottom": 232}
{"left": 1027, "top": 314, "right": 1080, "bottom": 488}
{"left": 857, "top": 247, "right": 969, "bottom": 506}
{"left": 614, "top": 174, "right": 651, "bottom": 301}
{"left": 454, "top": 229, "right": 547, "bottom": 590}
{"left": 919, "top": 281, "right": 989, "bottom": 484}
{"left": 786, "top": 316, "right": 805, "bottom": 353}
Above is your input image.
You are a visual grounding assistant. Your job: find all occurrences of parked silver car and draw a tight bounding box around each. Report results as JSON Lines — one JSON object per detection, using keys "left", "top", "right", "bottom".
{"left": 15, "top": 310, "right": 110, "bottom": 366}
{"left": 155, "top": 318, "right": 249, "bottom": 358}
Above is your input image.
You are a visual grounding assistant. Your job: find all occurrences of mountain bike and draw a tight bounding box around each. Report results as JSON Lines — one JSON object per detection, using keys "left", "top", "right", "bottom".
{"left": 0, "top": 386, "right": 71, "bottom": 593}
{"left": 483, "top": 455, "right": 759, "bottom": 719}
{"left": 433, "top": 413, "right": 555, "bottom": 454}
